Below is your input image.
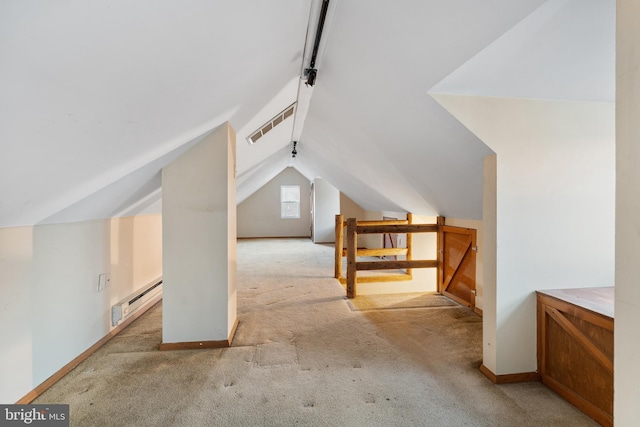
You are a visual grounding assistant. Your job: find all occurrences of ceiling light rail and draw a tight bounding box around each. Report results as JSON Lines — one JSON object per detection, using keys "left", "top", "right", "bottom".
{"left": 304, "top": 0, "right": 330, "bottom": 87}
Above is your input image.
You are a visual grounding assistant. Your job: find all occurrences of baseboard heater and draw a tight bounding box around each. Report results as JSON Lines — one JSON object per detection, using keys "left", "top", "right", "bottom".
{"left": 111, "top": 278, "right": 163, "bottom": 326}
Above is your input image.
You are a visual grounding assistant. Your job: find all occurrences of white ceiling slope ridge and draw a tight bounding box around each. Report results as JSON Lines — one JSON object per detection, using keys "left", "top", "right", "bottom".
{"left": 2, "top": 0, "right": 568, "bottom": 227}
{"left": 234, "top": 0, "right": 340, "bottom": 207}
{"left": 429, "top": 0, "right": 615, "bottom": 103}
{"left": 290, "top": 0, "right": 337, "bottom": 144}
{"left": 295, "top": 0, "right": 549, "bottom": 221}
{"left": 236, "top": 151, "right": 309, "bottom": 205}
{"left": 299, "top": 109, "right": 436, "bottom": 215}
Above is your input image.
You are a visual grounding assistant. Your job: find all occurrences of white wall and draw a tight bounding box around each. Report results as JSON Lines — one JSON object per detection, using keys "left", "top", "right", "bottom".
{"left": 313, "top": 178, "right": 340, "bottom": 243}
{"left": 32, "top": 221, "right": 111, "bottom": 384}
{"left": 492, "top": 99, "right": 614, "bottom": 375}
{"left": 478, "top": 98, "right": 613, "bottom": 375}
{"left": 407, "top": 214, "right": 438, "bottom": 292}
{"left": 0, "top": 215, "right": 162, "bottom": 403}
{"left": 162, "top": 123, "right": 237, "bottom": 343}
{"left": 435, "top": 94, "right": 615, "bottom": 375}
{"left": 0, "top": 226, "right": 34, "bottom": 403}
{"left": 339, "top": 192, "right": 364, "bottom": 221}
{"left": 482, "top": 154, "right": 497, "bottom": 373}
{"left": 615, "top": 1, "right": 640, "bottom": 423}
{"left": 110, "top": 215, "right": 163, "bottom": 300}
{"left": 237, "top": 167, "right": 311, "bottom": 238}
{"left": 358, "top": 209, "right": 386, "bottom": 250}
{"left": 339, "top": 193, "right": 376, "bottom": 248}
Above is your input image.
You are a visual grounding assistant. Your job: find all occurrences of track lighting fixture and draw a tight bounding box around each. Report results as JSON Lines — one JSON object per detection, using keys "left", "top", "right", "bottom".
{"left": 305, "top": 68, "right": 317, "bottom": 87}
{"left": 292, "top": 141, "right": 298, "bottom": 158}
{"left": 304, "top": 0, "right": 329, "bottom": 87}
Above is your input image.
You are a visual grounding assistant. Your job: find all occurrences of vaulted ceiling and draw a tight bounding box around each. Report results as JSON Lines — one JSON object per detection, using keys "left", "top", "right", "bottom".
{"left": 0, "top": 0, "right": 614, "bottom": 228}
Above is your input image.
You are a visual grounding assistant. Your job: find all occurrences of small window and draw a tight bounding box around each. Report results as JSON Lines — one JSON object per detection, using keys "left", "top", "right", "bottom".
{"left": 281, "top": 185, "right": 300, "bottom": 219}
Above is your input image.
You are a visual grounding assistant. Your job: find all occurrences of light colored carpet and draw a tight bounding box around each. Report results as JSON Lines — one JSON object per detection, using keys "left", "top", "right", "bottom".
{"left": 347, "top": 293, "right": 457, "bottom": 311}
{"left": 34, "top": 238, "right": 598, "bottom": 426}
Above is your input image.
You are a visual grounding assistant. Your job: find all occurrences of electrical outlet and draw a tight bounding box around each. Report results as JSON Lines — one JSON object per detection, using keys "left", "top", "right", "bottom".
{"left": 98, "top": 274, "right": 109, "bottom": 292}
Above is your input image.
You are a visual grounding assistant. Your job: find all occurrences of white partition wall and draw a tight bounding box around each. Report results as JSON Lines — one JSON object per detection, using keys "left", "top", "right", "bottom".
{"left": 430, "top": 0, "right": 616, "bottom": 379}
{"left": 615, "top": 1, "right": 640, "bottom": 423}
{"left": 162, "top": 123, "right": 237, "bottom": 347}
{"left": 237, "top": 167, "right": 311, "bottom": 238}
{"left": 312, "top": 178, "right": 340, "bottom": 243}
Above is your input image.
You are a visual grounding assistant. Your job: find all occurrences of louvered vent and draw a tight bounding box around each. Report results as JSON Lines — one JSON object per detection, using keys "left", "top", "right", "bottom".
{"left": 248, "top": 103, "right": 296, "bottom": 144}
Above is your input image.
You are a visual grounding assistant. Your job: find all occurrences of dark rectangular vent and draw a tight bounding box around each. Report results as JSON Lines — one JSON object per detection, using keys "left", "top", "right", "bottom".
{"left": 283, "top": 106, "right": 294, "bottom": 120}
{"left": 247, "top": 103, "right": 296, "bottom": 144}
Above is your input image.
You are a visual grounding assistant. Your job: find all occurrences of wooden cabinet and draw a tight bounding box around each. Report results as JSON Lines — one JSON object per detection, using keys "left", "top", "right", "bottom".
{"left": 536, "top": 287, "right": 613, "bottom": 427}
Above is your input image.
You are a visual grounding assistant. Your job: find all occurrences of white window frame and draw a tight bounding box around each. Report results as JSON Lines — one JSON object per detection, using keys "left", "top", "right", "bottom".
{"left": 281, "top": 185, "right": 300, "bottom": 219}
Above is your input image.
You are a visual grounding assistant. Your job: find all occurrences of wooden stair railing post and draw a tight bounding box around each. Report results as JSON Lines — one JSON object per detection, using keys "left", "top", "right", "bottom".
{"left": 346, "top": 217, "right": 358, "bottom": 298}
{"left": 335, "top": 214, "right": 344, "bottom": 279}
{"left": 437, "top": 216, "right": 445, "bottom": 293}
{"left": 406, "top": 213, "right": 413, "bottom": 277}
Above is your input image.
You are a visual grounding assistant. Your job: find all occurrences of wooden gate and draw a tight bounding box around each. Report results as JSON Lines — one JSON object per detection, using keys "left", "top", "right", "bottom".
{"left": 438, "top": 225, "right": 477, "bottom": 310}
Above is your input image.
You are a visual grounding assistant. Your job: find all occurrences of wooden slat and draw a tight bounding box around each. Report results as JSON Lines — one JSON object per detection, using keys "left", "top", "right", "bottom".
{"left": 356, "top": 224, "right": 438, "bottom": 234}
{"left": 537, "top": 287, "right": 614, "bottom": 319}
{"left": 442, "top": 237, "right": 472, "bottom": 292}
{"left": 338, "top": 274, "right": 412, "bottom": 284}
{"left": 480, "top": 364, "right": 540, "bottom": 384}
{"left": 441, "top": 290, "right": 471, "bottom": 308}
{"left": 541, "top": 375, "right": 613, "bottom": 427}
{"left": 335, "top": 214, "right": 344, "bottom": 279}
{"left": 346, "top": 218, "right": 357, "bottom": 298}
{"left": 357, "top": 248, "right": 408, "bottom": 257}
{"left": 354, "top": 220, "right": 409, "bottom": 226}
{"left": 537, "top": 293, "right": 547, "bottom": 380}
{"left": 159, "top": 318, "right": 239, "bottom": 351}
{"left": 537, "top": 293, "right": 613, "bottom": 331}
{"left": 436, "top": 216, "right": 445, "bottom": 293}
{"left": 537, "top": 291, "right": 614, "bottom": 425}
{"left": 342, "top": 248, "right": 408, "bottom": 257}
{"left": 406, "top": 213, "right": 413, "bottom": 276}
{"left": 545, "top": 306, "right": 613, "bottom": 375}
{"left": 356, "top": 259, "right": 438, "bottom": 271}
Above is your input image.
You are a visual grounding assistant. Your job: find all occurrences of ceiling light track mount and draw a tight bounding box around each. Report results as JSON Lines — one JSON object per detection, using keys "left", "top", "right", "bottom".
{"left": 305, "top": 0, "right": 330, "bottom": 87}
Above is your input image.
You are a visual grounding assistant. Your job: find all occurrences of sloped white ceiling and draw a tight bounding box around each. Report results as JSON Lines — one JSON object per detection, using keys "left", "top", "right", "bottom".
{"left": 294, "top": 0, "right": 547, "bottom": 219}
{"left": 430, "top": 0, "right": 615, "bottom": 102}
{"left": 3, "top": 0, "right": 581, "bottom": 228}
{"left": 430, "top": 0, "right": 615, "bottom": 152}
{"left": 0, "top": 0, "right": 311, "bottom": 226}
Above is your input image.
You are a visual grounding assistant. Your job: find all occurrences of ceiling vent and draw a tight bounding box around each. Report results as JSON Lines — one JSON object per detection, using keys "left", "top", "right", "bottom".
{"left": 247, "top": 103, "right": 296, "bottom": 144}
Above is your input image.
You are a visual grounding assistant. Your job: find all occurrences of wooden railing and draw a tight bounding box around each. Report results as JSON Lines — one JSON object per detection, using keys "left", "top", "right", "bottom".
{"left": 335, "top": 214, "right": 411, "bottom": 282}
{"left": 335, "top": 214, "right": 442, "bottom": 298}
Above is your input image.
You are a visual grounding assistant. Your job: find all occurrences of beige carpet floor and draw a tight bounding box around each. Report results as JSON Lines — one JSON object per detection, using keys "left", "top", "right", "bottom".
{"left": 35, "top": 238, "right": 598, "bottom": 426}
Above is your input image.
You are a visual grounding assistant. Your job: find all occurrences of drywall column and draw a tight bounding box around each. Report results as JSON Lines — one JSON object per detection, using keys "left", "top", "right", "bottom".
{"left": 162, "top": 123, "right": 237, "bottom": 347}
{"left": 313, "top": 178, "right": 340, "bottom": 243}
{"left": 433, "top": 96, "right": 616, "bottom": 377}
{"left": 615, "top": 2, "right": 640, "bottom": 423}
{"left": 482, "top": 154, "right": 497, "bottom": 374}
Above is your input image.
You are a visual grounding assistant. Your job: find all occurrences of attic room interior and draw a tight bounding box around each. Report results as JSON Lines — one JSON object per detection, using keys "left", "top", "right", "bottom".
{"left": 1, "top": 0, "right": 639, "bottom": 425}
